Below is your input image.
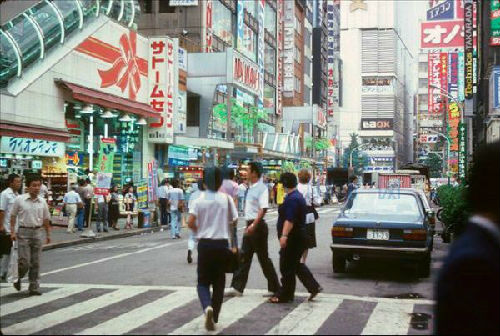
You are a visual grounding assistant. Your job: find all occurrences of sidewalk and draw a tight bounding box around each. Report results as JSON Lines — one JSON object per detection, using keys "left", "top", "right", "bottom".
{"left": 44, "top": 218, "right": 166, "bottom": 251}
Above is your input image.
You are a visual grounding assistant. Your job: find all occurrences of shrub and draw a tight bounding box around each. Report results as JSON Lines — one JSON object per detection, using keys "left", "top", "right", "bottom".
{"left": 437, "top": 184, "right": 469, "bottom": 236}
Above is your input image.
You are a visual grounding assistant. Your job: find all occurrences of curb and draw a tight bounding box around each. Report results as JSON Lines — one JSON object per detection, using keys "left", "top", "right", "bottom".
{"left": 42, "top": 226, "right": 166, "bottom": 251}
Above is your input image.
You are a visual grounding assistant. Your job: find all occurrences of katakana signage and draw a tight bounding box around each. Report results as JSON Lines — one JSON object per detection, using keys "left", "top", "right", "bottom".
{"left": 427, "top": 0, "right": 454, "bottom": 20}
{"left": 96, "top": 138, "right": 116, "bottom": 173}
{"left": 491, "top": 0, "right": 500, "bottom": 46}
{"left": 448, "top": 102, "right": 460, "bottom": 151}
{"left": 458, "top": 122, "right": 467, "bottom": 179}
{"left": 327, "top": 1, "right": 336, "bottom": 117}
{"left": 0, "top": 137, "right": 65, "bottom": 157}
{"left": 448, "top": 52, "right": 459, "bottom": 99}
{"left": 276, "top": 0, "right": 283, "bottom": 115}
{"left": 421, "top": 20, "right": 475, "bottom": 49}
{"left": 428, "top": 53, "right": 443, "bottom": 114}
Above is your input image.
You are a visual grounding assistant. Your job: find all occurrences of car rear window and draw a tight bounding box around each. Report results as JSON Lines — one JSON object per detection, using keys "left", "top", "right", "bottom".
{"left": 343, "top": 192, "right": 422, "bottom": 221}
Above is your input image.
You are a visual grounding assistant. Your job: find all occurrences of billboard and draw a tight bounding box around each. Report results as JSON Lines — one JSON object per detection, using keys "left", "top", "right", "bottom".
{"left": 428, "top": 53, "right": 442, "bottom": 114}
{"left": 327, "top": 1, "right": 336, "bottom": 117}
{"left": 491, "top": 0, "right": 500, "bottom": 46}
{"left": 361, "top": 118, "right": 393, "bottom": 130}
{"left": 427, "top": 0, "right": 454, "bottom": 20}
{"left": 421, "top": 20, "right": 476, "bottom": 49}
{"left": 448, "top": 52, "right": 459, "bottom": 99}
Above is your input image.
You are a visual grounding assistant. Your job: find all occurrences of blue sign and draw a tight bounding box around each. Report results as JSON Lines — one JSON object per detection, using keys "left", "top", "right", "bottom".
{"left": 168, "top": 158, "right": 190, "bottom": 166}
{"left": 491, "top": 66, "right": 500, "bottom": 110}
{"left": 427, "top": 0, "right": 454, "bottom": 20}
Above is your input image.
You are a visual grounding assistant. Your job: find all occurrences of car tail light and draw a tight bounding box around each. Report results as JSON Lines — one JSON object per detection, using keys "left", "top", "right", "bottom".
{"left": 429, "top": 216, "right": 436, "bottom": 225}
{"left": 403, "top": 229, "right": 427, "bottom": 241}
{"left": 332, "top": 227, "right": 354, "bottom": 238}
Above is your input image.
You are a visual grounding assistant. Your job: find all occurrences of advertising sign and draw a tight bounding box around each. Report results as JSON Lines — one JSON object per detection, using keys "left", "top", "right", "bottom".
{"left": 421, "top": 20, "right": 476, "bottom": 49}
{"left": 464, "top": 0, "right": 474, "bottom": 100}
{"left": 0, "top": 137, "right": 65, "bottom": 157}
{"left": 168, "top": 145, "right": 199, "bottom": 161}
{"left": 428, "top": 53, "right": 442, "bottom": 114}
{"left": 457, "top": 51, "right": 465, "bottom": 101}
{"left": 258, "top": 0, "right": 265, "bottom": 108}
{"left": 491, "top": 0, "right": 500, "bottom": 46}
{"left": 448, "top": 102, "right": 460, "bottom": 151}
{"left": 458, "top": 122, "right": 467, "bottom": 179}
{"left": 237, "top": 0, "right": 244, "bottom": 53}
{"left": 490, "top": 66, "right": 500, "bottom": 111}
{"left": 231, "top": 51, "right": 260, "bottom": 95}
{"left": 327, "top": 2, "right": 336, "bottom": 117}
{"left": 203, "top": 0, "right": 213, "bottom": 52}
{"left": 148, "top": 37, "right": 177, "bottom": 143}
{"left": 169, "top": 0, "right": 198, "bottom": 6}
{"left": 178, "top": 47, "right": 187, "bottom": 71}
{"left": 96, "top": 138, "right": 116, "bottom": 173}
{"left": 276, "top": 0, "right": 283, "bottom": 115}
{"left": 448, "top": 52, "right": 458, "bottom": 99}
{"left": 283, "top": 0, "right": 294, "bottom": 93}
{"left": 427, "top": 0, "right": 454, "bottom": 20}
{"left": 361, "top": 118, "right": 394, "bottom": 130}
{"left": 95, "top": 173, "right": 112, "bottom": 195}
{"left": 419, "top": 134, "right": 439, "bottom": 143}
{"left": 147, "top": 161, "right": 158, "bottom": 202}
{"left": 136, "top": 181, "right": 148, "bottom": 209}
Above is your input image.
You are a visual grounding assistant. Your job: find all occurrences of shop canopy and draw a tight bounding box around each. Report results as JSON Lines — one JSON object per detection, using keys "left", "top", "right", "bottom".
{"left": 57, "top": 80, "right": 160, "bottom": 119}
{"left": 0, "top": 121, "right": 71, "bottom": 143}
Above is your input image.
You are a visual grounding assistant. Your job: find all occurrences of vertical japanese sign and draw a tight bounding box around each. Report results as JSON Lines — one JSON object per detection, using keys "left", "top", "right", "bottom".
{"left": 457, "top": 51, "right": 465, "bottom": 101}
{"left": 327, "top": 1, "right": 335, "bottom": 117}
{"left": 458, "top": 122, "right": 467, "bottom": 180}
{"left": 448, "top": 102, "right": 460, "bottom": 151}
{"left": 440, "top": 52, "right": 448, "bottom": 98}
{"left": 96, "top": 138, "right": 116, "bottom": 173}
{"left": 203, "top": 0, "right": 213, "bottom": 52}
{"left": 276, "top": 0, "right": 283, "bottom": 115}
{"left": 147, "top": 161, "right": 158, "bottom": 202}
{"left": 428, "top": 53, "right": 442, "bottom": 114}
{"left": 283, "top": 0, "right": 294, "bottom": 94}
{"left": 448, "top": 53, "right": 458, "bottom": 99}
{"left": 258, "top": 0, "right": 265, "bottom": 108}
{"left": 237, "top": 0, "right": 244, "bottom": 53}
{"left": 464, "top": 0, "right": 473, "bottom": 100}
{"left": 148, "top": 37, "right": 175, "bottom": 143}
{"left": 491, "top": 0, "right": 500, "bottom": 46}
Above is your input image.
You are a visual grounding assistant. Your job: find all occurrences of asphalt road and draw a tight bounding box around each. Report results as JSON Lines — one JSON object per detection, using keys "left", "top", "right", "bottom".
{"left": 0, "top": 204, "right": 447, "bottom": 335}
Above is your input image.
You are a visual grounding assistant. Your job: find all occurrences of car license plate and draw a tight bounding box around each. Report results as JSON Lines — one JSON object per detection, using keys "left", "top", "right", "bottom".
{"left": 367, "top": 229, "right": 389, "bottom": 240}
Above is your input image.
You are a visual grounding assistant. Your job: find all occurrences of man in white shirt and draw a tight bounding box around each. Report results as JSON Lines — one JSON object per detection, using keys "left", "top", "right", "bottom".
{"left": 0, "top": 174, "right": 21, "bottom": 281}
{"left": 158, "top": 179, "right": 169, "bottom": 227}
{"left": 63, "top": 185, "right": 83, "bottom": 233}
{"left": 167, "top": 179, "right": 184, "bottom": 239}
{"left": 229, "top": 162, "right": 280, "bottom": 297}
{"left": 10, "top": 175, "right": 51, "bottom": 295}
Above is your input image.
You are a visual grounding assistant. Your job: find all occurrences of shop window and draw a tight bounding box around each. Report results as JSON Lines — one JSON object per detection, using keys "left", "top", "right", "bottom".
{"left": 213, "top": 0, "right": 234, "bottom": 46}
{"left": 159, "top": 1, "right": 176, "bottom": 13}
{"left": 294, "top": 77, "right": 302, "bottom": 93}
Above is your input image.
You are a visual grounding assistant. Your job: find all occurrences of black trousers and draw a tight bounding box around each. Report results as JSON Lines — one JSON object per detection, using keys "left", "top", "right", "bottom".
{"left": 231, "top": 220, "right": 280, "bottom": 294}
{"left": 159, "top": 198, "right": 168, "bottom": 225}
{"left": 197, "top": 239, "right": 228, "bottom": 323}
{"left": 83, "top": 198, "right": 92, "bottom": 227}
{"left": 278, "top": 242, "right": 320, "bottom": 301}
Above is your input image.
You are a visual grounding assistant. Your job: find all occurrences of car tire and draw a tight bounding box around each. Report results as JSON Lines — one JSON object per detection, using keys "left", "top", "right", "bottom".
{"left": 417, "top": 254, "right": 431, "bottom": 278}
{"left": 332, "top": 256, "right": 346, "bottom": 273}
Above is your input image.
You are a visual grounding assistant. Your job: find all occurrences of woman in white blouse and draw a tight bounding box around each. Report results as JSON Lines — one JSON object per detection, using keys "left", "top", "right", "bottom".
{"left": 187, "top": 167, "right": 238, "bottom": 332}
{"left": 297, "top": 169, "right": 322, "bottom": 264}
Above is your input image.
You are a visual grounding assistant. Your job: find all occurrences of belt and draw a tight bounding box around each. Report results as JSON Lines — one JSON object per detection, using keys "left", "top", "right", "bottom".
{"left": 19, "top": 226, "right": 42, "bottom": 230}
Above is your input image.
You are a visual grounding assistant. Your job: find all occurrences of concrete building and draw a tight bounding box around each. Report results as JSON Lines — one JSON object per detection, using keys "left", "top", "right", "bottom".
{"left": 337, "top": 0, "right": 426, "bottom": 171}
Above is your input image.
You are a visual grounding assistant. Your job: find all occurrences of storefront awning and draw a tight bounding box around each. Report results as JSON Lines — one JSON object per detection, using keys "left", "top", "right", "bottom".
{"left": 0, "top": 122, "right": 71, "bottom": 143}
{"left": 57, "top": 80, "right": 161, "bottom": 119}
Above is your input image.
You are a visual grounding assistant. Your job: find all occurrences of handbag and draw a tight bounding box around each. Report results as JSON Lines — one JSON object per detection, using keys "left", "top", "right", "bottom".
{"left": 225, "top": 195, "right": 240, "bottom": 273}
{"left": 307, "top": 185, "right": 319, "bottom": 221}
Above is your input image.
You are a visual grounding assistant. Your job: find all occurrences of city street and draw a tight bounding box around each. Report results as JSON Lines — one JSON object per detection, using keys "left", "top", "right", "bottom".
{"left": 0, "top": 205, "right": 446, "bottom": 335}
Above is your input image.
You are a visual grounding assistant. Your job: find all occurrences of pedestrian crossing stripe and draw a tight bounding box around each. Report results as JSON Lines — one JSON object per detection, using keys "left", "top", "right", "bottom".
{"left": 0, "top": 283, "right": 435, "bottom": 335}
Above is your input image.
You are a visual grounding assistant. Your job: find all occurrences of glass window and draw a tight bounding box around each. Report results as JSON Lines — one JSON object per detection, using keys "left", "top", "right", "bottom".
{"left": 3, "top": 15, "right": 41, "bottom": 68}
{"left": 343, "top": 192, "right": 422, "bottom": 221}
{"left": 243, "top": 0, "right": 257, "bottom": 18}
{"left": 0, "top": 32, "right": 20, "bottom": 85}
{"left": 294, "top": 77, "right": 301, "bottom": 93}
{"left": 264, "top": 83, "right": 275, "bottom": 113}
{"left": 53, "top": 0, "right": 80, "bottom": 35}
{"left": 29, "top": 1, "right": 63, "bottom": 50}
{"left": 294, "top": 46, "right": 301, "bottom": 63}
{"left": 241, "top": 24, "right": 256, "bottom": 62}
{"left": 213, "top": 0, "right": 233, "bottom": 46}
{"left": 264, "top": 43, "right": 275, "bottom": 74}
{"left": 264, "top": 3, "right": 276, "bottom": 36}
{"left": 80, "top": 0, "right": 99, "bottom": 18}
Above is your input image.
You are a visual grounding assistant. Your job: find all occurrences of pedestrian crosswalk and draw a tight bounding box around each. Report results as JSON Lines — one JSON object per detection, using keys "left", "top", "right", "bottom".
{"left": 0, "top": 283, "right": 434, "bottom": 335}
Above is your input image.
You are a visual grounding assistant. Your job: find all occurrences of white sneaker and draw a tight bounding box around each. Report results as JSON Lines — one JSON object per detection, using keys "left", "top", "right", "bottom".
{"left": 225, "top": 288, "right": 243, "bottom": 297}
{"left": 204, "top": 306, "right": 215, "bottom": 331}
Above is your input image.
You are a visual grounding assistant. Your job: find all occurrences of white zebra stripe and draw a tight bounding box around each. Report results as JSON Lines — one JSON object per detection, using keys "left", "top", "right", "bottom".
{"left": 361, "top": 301, "right": 414, "bottom": 335}
{"left": 77, "top": 289, "right": 197, "bottom": 335}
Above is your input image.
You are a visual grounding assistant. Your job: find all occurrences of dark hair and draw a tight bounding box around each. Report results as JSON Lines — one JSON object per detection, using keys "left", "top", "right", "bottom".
{"left": 349, "top": 176, "right": 358, "bottom": 183}
{"left": 203, "top": 167, "right": 223, "bottom": 191}
{"left": 7, "top": 173, "right": 20, "bottom": 185}
{"left": 280, "top": 172, "right": 298, "bottom": 189}
{"left": 85, "top": 178, "right": 91, "bottom": 184}
{"left": 171, "top": 178, "right": 179, "bottom": 188}
{"left": 248, "top": 162, "right": 263, "bottom": 178}
{"left": 223, "top": 167, "right": 235, "bottom": 180}
{"left": 25, "top": 174, "right": 42, "bottom": 187}
{"left": 78, "top": 179, "right": 85, "bottom": 187}
{"left": 468, "top": 141, "right": 500, "bottom": 219}
{"left": 197, "top": 179, "right": 205, "bottom": 191}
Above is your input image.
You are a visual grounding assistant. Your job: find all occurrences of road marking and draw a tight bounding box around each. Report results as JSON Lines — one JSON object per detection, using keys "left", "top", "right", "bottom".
{"left": 77, "top": 289, "right": 197, "bottom": 335}
{"left": 266, "top": 296, "right": 342, "bottom": 335}
{"left": 3, "top": 287, "right": 148, "bottom": 335}
{"left": 0, "top": 286, "right": 88, "bottom": 316}
{"left": 169, "top": 293, "right": 265, "bottom": 335}
{"left": 361, "top": 301, "right": 414, "bottom": 335}
{"left": 317, "top": 208, "right": 341, "bottom": 214}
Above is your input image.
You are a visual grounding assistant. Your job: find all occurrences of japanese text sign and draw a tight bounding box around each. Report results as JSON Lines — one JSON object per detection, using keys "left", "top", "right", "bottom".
{"left": 0, "top": 137, "right": 65, "bottom": 157}
{"left": 448, "top": 102, "right": 460, "bottom": 151}
{"left": 421, "top": 20, "right": 476, "bottom": 49}
{"left": 96, "top": 138, "right": 116, "bottom": 173}
{"left": 428, "top": 53, "right": 443, "bottom": 114}
{"left": 491, "top": 0, "right": 500, "bottom": 46}
{"left": 427, "top": 0, "right": 454, "bottom": 21}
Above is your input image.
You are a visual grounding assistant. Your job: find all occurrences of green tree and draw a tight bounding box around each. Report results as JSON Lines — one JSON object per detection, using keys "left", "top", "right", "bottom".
{"left": 342, "top": 133, "right": 369, "bottom": 176}
{"left": 424, "top": 153, "right": 443, "bottom": 178}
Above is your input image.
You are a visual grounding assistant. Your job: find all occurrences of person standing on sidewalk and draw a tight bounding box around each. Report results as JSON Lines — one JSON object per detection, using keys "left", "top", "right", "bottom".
{"left": 219, "top": 168, "right": 239, "bottom": 248}
{"left": 10, "top": 175, "right": 51, "bottom": 295}
{"left": 229, "top": 162, "right": 280, "bottom": 297}
{"left": 76, "top": 179, "right": 86, "bottom": 231}
{"left": 83, "top": 178, "right": 94, "bottom": 228}
{"left": 167, "top": 179, "right": 184, "bottom": 239}
{"left": 187, "top": 167, "right": 238, "bottom": 331}
{"left": 95, "top": 193, "right": 110, "bottom": 233}
{"left": 123, "top": 186, "right": 136, "bottom": 230}
{"left": 108, "top": 185, "right": 121, "bottom": 231}
{"left": 237, "top": 180, "right": 247, "bottom": 214}
{"left": 268, "top": 173, "right": 321, "bottom": 303}
{"left": 63, "top": 185, "right": 83, "bottom": 234}
{"left": 297, "top": 169, "right": 321, "bottom": 264}
{"left": 0, "top": 174, "right": 21, "bottom": 281}
{"left": 187, "top": 179, "right": 205, "bottom": 264}
{"left": 158, "top": 179, "right": 169, "bottom": 227}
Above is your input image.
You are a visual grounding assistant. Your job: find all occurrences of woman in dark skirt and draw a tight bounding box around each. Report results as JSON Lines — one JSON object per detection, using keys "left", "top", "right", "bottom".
{"left": 296, "top": 169, "right": 321, "bottom": 264}
{"left": 108, "top": 185, "right": 121, "bottom": 230}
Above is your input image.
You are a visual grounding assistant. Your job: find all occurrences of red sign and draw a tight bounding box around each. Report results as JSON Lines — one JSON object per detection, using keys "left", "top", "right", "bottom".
{"left": 421, "top": 20, "right": 476, "bottom": 49}
{"left": 428, "top": 53, "right": 442, "bottom": 114}
{"left": 233, "top": 56, "right": 259, "bottom": 94}
{"left": 205, "top": 0, "right": 213, "bottom": 52}
{"left": 440, "top": 52, "right": 448, "bottom": 102}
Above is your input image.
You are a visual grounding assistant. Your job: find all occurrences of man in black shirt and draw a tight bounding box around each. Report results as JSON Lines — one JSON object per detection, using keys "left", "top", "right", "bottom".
{"left": 269, "top": 172, "right": 321, "bottom": 303}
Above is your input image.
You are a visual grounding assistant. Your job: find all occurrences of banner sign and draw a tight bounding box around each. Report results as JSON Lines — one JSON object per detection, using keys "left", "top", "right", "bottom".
{"left": 440, "top": 52, "right": 448, "bottom": 100}
{"left": 276, "top": 0, "right": 283, "bottom": 115}
{"left": 361, "top": 118, "right": 393, "bottom": 130}
{"left": 137, "top": 181, "right": 148, "bottom": 209}
{"left": 257, "top": 0, "right": 265, "bottom": 108}
{"left": 237, "top": 0, "right": 244, "bottom": 53}
{"left": 283, "top": 0, "right": 294, "bottom": 93}
{"left": 448, "top": 102, "right": 460, "bottom": 151}
{"left": 421, "top": 20, "right": 476, "bottom": 49}
{"left": 327, "top": 1, "right": 336, "bottom": 117}
{"left": 427, "top": 0, "right": 454, "bottom": 20}
{"left": 464, "top": 0, "right": 474, "bottom": 100}
{"left": 457, "top": 51, "right": 465, "bottom": 101}
{"left": 458, "top": 122, "right": 467, "bottom": 180}
{"left": 203, "top": 0, "right": 213, "bottom": 52}
{"left": 95, "top": 172, "right": 112, "bottom": 195}
{"left": 490, "top": 66, "right": 500, "bottom": 111}
{"left": 428, "top": 53, "right": 442, "bottom": 114}
{"left": 448, "top": 52, "right": 458, "bottom": 99}
{"left": 96, "top": 138, "right": 116, "bottom": 173}
{"left": 147, "top": 161, "right": 159, "bottom": 202}
{"left": 0, "top": 137, "right": 65, "bottom": 157}
{"left": 491, "top": 0, "right": 500, "bottom": 46}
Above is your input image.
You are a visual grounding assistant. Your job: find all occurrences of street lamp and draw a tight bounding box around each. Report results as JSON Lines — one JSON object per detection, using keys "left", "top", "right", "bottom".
{"left": 428, "top": 129, "right": 451, "bottom": 185}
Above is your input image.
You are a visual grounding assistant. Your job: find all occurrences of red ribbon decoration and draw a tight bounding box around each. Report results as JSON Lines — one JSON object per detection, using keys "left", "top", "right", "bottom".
{"left": 98, "top": 32, "right": 141, "bottom": 101}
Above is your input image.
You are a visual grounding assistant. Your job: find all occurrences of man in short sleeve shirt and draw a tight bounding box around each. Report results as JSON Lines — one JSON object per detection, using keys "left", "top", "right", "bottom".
{"left": 10, "top": 175, "right": 51, "bottom": 295}
{"left": 0, "top": 174, "right": 21, "bottom": 280}
{"left": 229, "top": 162, "right": 280, "bottom": 296}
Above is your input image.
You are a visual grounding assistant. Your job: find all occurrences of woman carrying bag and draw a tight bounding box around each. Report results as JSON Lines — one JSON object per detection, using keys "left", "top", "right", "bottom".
{"left": 297, "top": 169, "right": 321, "bottom": 264}
{"left": 187, "top": 167, "right": 238, "bottom": 332}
